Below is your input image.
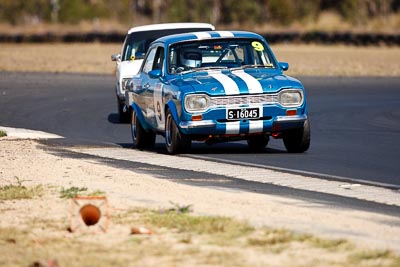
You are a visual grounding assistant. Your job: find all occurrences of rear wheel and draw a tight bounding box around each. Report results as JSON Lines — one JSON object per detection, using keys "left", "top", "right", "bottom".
{"left": 283, "top": 119, "right": 311, "bottom": 153}
{"left": 130, "top": 108, "right": 155, "bottom": 149}
{"left": 165, "top": 109, "right": 191, "bottom": 154}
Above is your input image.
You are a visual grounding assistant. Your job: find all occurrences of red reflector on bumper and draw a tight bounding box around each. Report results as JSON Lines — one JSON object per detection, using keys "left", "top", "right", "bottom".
{"left": 192, "top": 115, "right": 203, "bottom": 121}
{"left": 286, "top": 109, "right": 297, "bottom": 116}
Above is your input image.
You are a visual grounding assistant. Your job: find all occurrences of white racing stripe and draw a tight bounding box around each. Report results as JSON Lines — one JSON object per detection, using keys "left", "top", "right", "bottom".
{"left": 215, "top": 31, "right": 234, "bottom": 37}
{"left": 233, "top": 70, "right": 263, "bottom": 94}
{"left": 249, "top": 120, "right": 264, "bottom": 133}
{"left": 226, "top": 121, "right": 241, "bottom": 134}
{"left": 208, "top": 72, "right": 240, "bottom": 95}
{"left": 193, "top": 32, "right": 212, "bottom": 39}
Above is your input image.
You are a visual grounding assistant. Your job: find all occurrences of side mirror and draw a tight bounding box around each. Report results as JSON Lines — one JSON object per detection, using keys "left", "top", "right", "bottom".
{"left": 149, "top": 69, "right": 162, "bottom": 79}
{"left": 111, "top": 54, "right": 121, "bottom": 62}
{"left": 279, "top": 62, "right": 289, "bottom": 71}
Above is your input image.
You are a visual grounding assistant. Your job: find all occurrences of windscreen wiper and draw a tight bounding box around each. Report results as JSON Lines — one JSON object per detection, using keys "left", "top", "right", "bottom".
{"left": 230, "top": 64, "right": 274, "bottom": 71}
{"left": 195, "top": 66, "right": 228, "bottom": 71}
{"left": 180, "top": 66, "right": 227, "bottom": 75}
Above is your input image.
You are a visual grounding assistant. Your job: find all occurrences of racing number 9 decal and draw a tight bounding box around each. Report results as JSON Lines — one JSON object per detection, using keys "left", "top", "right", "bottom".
{"left": 154, "top": 83, "right": 165, "bottom": 130}
{"left": 251, "top": 41, "right": 264, "bottom": 52}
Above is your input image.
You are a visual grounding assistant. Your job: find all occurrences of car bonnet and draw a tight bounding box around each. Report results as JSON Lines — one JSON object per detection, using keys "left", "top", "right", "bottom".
{"left": 169, "top": 69, "right": 303, "bottom": 96}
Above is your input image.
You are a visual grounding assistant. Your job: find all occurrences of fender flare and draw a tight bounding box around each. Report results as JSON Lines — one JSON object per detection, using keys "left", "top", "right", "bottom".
{"left": 130, "top": 103, "right": 152, "bottom": 131}
{"left": 165, "top": 99, "right": 180, "bottom": 126}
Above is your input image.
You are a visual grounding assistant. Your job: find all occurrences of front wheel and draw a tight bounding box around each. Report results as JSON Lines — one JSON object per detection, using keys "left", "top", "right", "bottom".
{"left": 130, "top": 108, "right": 155, "bottom": 149}
{"left": 283, "top": 119, "right": 311, "bottom": 153}
{"left": 165, "top": 110, "right": 191, "bottom": 154}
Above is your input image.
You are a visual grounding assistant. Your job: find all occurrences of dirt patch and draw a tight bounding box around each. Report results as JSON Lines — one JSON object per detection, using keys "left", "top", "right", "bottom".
{"left": 272, "top": 44, "right": 400, "bottom": 77}
{"left": 1, "top": 137, "right": 400, "bottom": 266}
{"left": 0, "top": 43, "right": 399, "bottom": 76}
{"left": 0, "top": 43, "right": 118, "bottom": 74}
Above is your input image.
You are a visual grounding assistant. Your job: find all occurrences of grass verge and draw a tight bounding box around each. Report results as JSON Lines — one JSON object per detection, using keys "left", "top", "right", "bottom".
{"left": 2, "top": 207, "right": 396, "bottom": 267}
{"left": 0, "top": 130, "right": 6, "bottom": 138}
{"left": 60, "top": 186, "right": 106, "bottom": 199}
{"left": 0, "top": 178, "right": 43, "bottom": 200}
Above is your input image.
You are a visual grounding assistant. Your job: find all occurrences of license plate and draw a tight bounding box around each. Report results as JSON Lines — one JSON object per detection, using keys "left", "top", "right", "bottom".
{"left": 227, "top": 107, "right": 260, "bottom": 120}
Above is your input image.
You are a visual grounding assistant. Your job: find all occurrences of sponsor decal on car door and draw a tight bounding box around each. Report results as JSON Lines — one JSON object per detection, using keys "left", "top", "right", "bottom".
{"left": 153, "top": 83, "right": 165, "bottom": 131}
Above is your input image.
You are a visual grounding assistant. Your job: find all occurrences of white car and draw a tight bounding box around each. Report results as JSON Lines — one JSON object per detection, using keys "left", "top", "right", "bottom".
{"left": 111, "top": 22, "right": 215, "bottom": 122}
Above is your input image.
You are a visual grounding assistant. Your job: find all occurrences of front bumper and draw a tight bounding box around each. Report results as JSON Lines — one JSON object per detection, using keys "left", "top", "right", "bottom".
{"left": 274, "top": 114, "right": 308, "bottom": 123}
{"left": 179, "top": 120, "right": 216, "bottom": 129}
{"left": 179, "top": 114, "right": 307, "bottom": 135}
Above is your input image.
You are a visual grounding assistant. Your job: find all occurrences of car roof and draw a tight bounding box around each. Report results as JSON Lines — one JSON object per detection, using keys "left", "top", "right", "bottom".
{"left": 127, "top": 23, "right": 215, "bottom": 34}
{"left": 153, "top": 31, "right": 266, "bottom": 45}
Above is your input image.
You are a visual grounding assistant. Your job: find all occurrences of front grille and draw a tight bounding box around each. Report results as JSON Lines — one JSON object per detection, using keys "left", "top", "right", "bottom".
{"left": 209, "top": 94, "right": 278, "bottom": 107}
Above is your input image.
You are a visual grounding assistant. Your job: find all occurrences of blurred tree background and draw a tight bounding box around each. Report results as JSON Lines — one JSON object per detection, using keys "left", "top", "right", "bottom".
{"left": 0, "top": 0, "right": 399, "bottom": 32}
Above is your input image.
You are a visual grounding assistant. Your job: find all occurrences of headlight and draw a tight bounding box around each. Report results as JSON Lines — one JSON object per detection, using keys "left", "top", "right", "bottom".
{"left": 122, "top": 78, "right": 131, "bottom": 91}
{"left": 184, "top": 94, "right": 210, "bottom": 113}
{"left": 278, "top": 90, "right": 303, "bottom": 107}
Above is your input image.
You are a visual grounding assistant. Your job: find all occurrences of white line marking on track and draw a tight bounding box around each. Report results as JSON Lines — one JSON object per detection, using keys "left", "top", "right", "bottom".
{"left": 70, "top": 147, "right": 400, "bottom": 207}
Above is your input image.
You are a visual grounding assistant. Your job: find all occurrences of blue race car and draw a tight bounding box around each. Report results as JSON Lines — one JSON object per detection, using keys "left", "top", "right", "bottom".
{"left": 126, "top": 31, "right": 310, "bottom": 154}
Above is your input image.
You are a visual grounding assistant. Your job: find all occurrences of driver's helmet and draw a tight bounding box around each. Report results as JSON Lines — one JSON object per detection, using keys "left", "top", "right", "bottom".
{"left": 180, "top": 49, "right": 202, "bottom": 68}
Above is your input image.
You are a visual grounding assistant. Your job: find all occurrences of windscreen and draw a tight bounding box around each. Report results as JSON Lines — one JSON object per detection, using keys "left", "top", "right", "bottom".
{"left": 168, "top": 38, "right": 277, "bottom": 74}
{"left": 122, "top": 28, "right": 213, "bottom": 61}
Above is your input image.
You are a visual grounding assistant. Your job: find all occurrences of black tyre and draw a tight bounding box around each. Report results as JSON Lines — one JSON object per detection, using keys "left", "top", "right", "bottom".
{"left": 247, "top": 135, "right": 269, "bottom": 152}
{"left": 130, "top": 108, "right": 155, "bottom": 149}
{"left": 117, "top": 96, "right": 129, "bottom": 123}
{"left": 283, "top": 119, "right": 311, "bottom": 153}
{"left": 165, "top": 109, "right": 191, "bottom": 154}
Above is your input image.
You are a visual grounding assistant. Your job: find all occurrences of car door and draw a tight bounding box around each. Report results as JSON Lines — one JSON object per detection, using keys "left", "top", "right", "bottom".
{"left": 151, "top": 47, "right": 166, "bottom": 131}
{"left": 140, "top": 46, "right": 165, "bottom": 129}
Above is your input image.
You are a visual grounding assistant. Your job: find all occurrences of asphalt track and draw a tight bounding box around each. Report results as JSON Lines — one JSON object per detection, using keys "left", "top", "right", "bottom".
{"left": 0, "top": 72, "right": 399, "bottom": 187}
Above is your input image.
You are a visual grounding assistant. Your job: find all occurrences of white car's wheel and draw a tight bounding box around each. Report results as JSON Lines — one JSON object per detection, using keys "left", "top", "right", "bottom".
{"left": 117, "top": 96, "right": 129, "bottom": 123}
